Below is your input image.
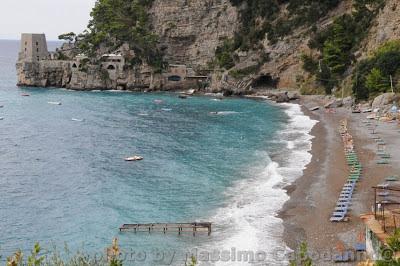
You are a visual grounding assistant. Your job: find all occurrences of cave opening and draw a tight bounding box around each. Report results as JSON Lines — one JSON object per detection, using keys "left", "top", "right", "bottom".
{"left": 252, "top": 74, "right": 278, "bottom": 88}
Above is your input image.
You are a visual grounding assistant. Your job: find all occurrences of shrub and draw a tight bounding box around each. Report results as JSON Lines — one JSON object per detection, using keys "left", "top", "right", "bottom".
{"left": 352, "top": 41, "right": 400, "bottom": 100}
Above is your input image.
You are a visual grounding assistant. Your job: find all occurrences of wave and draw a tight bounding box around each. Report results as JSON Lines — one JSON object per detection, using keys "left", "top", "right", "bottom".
{"left": 209, "top": 111, "right": 240, "bottom": 115}
{"left": 198, "top": 103, "right": 318, "bottom": 265}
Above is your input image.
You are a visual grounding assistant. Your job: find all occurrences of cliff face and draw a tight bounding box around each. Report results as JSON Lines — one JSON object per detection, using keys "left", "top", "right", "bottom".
{"left": 150, "top": 0, "right": 239, "bottom": 67}
{"left": 16, "top": 60, "right": 156, "bottom": 90}
{"left": 16, "top": 0, "right": 400, "bottom": 93}
{"left": 363, "top": 0, "right": 400, "bottom": 55}
{"left": 16, "top": 61, "right": 71, "bottom": 87}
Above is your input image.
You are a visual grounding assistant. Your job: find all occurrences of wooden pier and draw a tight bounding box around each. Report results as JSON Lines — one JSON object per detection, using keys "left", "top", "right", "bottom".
{"left": 119, "top": 222, "right": 212, "bottom": 236}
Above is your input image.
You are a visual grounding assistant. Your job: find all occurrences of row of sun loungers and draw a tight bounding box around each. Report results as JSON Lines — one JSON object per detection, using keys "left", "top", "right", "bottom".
{"left": 331, "top": 120, "right": 362, "bottom": 222}
{"left": 365, "top": 120, "right": 398, "bottom": 205}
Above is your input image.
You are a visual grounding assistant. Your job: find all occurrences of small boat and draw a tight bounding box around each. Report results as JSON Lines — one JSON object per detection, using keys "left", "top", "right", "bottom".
{"left": 0, "top": 117, "right": 4, "bottom": 120}
{"left": 124, "top": 156, "right": 143, "bottom": 161}
{"left": 309, "top": 106, "right": 319, "bottom": 111}
{"left": 154, "top": 99, "right": 163, "bottom": 104}
{"left": 178, "top": 94, "right": 188, "bottom": 99}
{"left": 21, "top": 93, "right": 30, "bottom": 97}
{"left": 0, "top": 105, "right": 3, "bottom": 108}
{"left": 71, "top": 118, "right": 84, "bottom": 122}
{"left": 362, "top": 109, "right": 372, "bottom": 113}
{"left": 48, "top": 101, "right": 62, "bottom": 105}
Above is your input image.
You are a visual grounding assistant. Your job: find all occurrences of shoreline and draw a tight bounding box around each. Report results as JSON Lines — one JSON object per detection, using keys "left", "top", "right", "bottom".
{"left": 279, "top": 96, "right": 399, "bottom": 264}
{"left": 278, "top": 97, "right": 357, "bottom": 263}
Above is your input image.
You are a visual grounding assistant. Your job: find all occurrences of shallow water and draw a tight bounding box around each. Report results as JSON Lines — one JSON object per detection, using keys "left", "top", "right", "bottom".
{"left": 0, "top": 40, "right": 316, "bottom": 265}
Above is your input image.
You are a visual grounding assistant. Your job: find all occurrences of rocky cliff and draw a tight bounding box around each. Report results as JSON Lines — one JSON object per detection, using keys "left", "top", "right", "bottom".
{"left": 16, "top": 0, "right": 400, "bottom": 95}
{"left": 363, "top": 0, "right": 400, "bottom": 55}
{"left": 150, "top": 0, "right": 238, "bottom": 67}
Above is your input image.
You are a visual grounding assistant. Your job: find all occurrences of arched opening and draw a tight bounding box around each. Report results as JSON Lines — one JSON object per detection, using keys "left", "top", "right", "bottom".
{"left": 168, "top": 75, "right": 181, "bottom": 82}
{"left": 252, "top": 74, "right": 278, "bottom": 88}
{"left": 107, "top": 64, "right": 116, "bottom": 70}
{"left": 78, "top": 64, "right": 82, "bottom": 68}
{"left": 72, "top": 63, "right": 77, "bottom": 68}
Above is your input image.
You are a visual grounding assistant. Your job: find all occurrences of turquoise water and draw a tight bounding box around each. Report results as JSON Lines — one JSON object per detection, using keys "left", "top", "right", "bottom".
{"left": 0, "top": 40, "right": 316, "bottom": 265}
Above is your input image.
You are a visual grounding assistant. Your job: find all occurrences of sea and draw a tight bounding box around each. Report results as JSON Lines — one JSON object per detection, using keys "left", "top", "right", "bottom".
{"left": 0, "top": 40, "right": 317, "bottom": 265}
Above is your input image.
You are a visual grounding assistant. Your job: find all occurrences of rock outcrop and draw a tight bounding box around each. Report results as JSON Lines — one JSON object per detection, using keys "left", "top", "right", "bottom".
{"left": 371, "top": 93, "right": 399, "bottom": 109}
{"left": 150, "top": 0, "right": 239, "bottom": 67}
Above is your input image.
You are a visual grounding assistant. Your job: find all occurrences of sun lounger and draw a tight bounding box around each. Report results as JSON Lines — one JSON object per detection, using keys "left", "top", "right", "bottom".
{"left": 339, "top": 196, "right": 351, "bottom": 201}
{"left": 377, "top": 183, "right": 389, "bottom": 188}
{"left": 385, "top": 176, "right": 399, "bottom": 181}
{"left": 332, "top": 211, "right": 347, "bottom": 216}
{"left": 333, "top": 251, "right": 354, "bottom": 262}
{"left": 335, "top": 208, "right": 348, "bottom": 213}
{"left": 330, "top": 216, "right": 345, "bottom": 222}
{"left": 355, "top": 243, "right": 366, "bottom": 252}
{"left": 377, "top": 160, "right": 390, "bottom": 164}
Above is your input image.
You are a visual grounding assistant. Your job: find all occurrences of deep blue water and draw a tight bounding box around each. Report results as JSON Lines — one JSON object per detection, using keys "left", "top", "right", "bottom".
{"left": 0, "top": 40, "right": 315, "bottom": 265}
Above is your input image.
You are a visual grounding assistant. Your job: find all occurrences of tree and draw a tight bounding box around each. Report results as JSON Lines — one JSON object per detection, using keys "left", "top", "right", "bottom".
{"left": 78, "top": 0, "right": 163, "bottom": 68}
{"left": 365, "top": 68, "right": 389, "bottom": 96}
{"left": 322, "top": 15, "right": 355, "bottom": 75}
{"left": 58, "top": 32, "right": 76, "bottom": 43}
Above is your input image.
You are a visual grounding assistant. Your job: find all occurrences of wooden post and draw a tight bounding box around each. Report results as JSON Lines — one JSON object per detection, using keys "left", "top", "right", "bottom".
{"left": 374, "top": 188, "right": 377, "bottom": 219}
{"left": 390, "top": 75, "right": 394, "bottom": 93}
{"left": 383, "top": 204, "right": 386, "bottom": 232}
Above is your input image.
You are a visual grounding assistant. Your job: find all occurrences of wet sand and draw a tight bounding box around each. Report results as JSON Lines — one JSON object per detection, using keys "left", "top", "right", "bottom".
{"left": 280, "top": 98, "right": 400, "bottom": 265}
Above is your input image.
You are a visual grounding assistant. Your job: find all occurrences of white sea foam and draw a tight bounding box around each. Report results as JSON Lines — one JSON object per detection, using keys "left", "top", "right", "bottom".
{"left": 200, "top": 103, "right": 318, "bottom": 265}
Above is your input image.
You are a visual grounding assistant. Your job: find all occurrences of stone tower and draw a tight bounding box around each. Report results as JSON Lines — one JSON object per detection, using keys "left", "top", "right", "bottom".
{"left": 19, "top": 33, "right": 49, "bottom": 62}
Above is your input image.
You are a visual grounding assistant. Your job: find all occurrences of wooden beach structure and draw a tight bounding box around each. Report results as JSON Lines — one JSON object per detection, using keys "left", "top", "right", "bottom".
{"left": 119, "top": 222, "right": 212, "bottom": 236}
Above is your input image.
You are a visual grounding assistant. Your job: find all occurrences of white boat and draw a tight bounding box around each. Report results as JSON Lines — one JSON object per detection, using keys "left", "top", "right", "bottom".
{"left": 124, "top": 156, "right": 143, "bottom": 161}
{"left": 362, "top": 108, "right": 372, "bottom": 113}
{"left": 0, "top": 117, "right": 4, "bottom": 120}
{"left": 48, "top": 101, "right": 62, "bottom": 105}
{"left": 71, "top": 118, "right": 84, "bottom": 122}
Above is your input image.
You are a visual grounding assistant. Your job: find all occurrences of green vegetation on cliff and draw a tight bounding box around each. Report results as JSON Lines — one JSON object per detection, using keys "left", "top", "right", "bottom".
{"left": 230, "top": 0, "right": 341, "bottom": 48}
{"left": 215, "top": 0, "right": 343, "bottom": 70}
{"left": 77, "top": 0, "right": 164, "bottom": 70}
{"left": 352, "top": 40, "right": 400, "bottom": 99}
{"left": 301, "top": 0, "right": 385, "bottom": 95}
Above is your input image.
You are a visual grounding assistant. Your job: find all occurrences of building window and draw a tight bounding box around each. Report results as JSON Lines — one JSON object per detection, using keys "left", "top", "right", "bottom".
{"left": 25, "top": 41, "right": 27, "bottom": 46}
{"left": 107, "top": 65, "right": 116, "bottom": 70}
{"left": 72, "top": 63, "right": 77, "bottom": 68}
{"left": 36, "top": 42, "right": 39, "bottom": 46}
{"left": 37, "top": 48, "right": 39, "bottom": 52}
{"left": 37, "top": 56, "right": 40, "bottom": 60}
{"left": 24, "top": 48, "right": 27, "bottom": 51}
